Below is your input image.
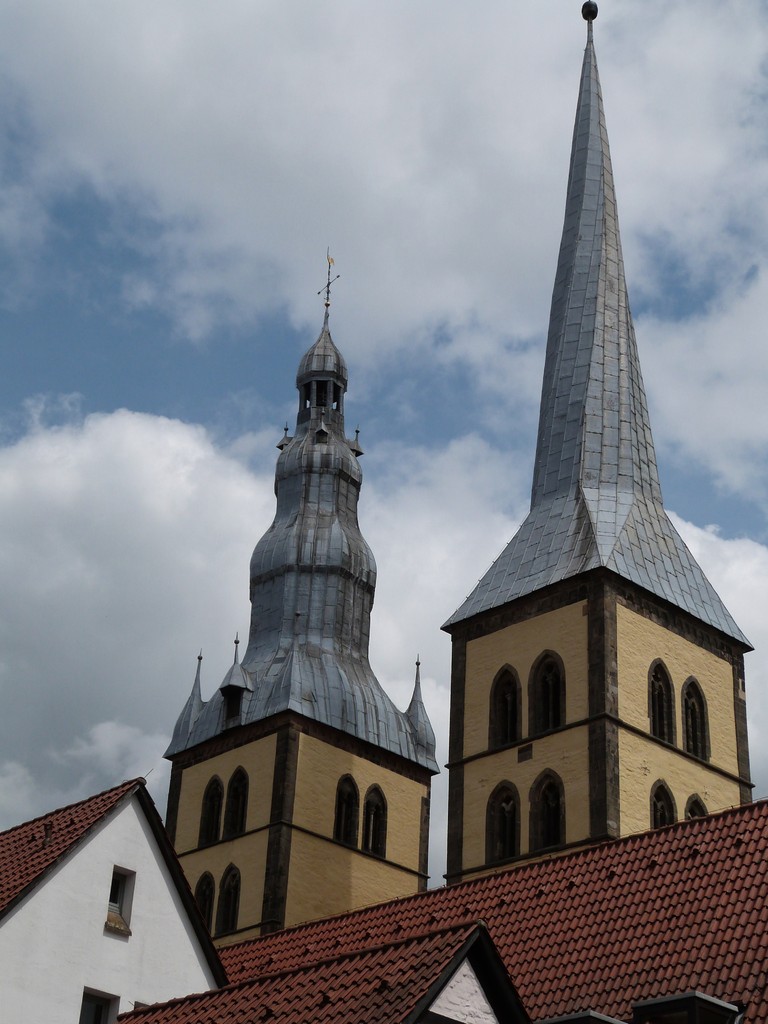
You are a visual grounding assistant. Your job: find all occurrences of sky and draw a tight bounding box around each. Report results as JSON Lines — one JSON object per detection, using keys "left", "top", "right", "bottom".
{"left": 1, "top": 0, "right": 768, "bottom": 886}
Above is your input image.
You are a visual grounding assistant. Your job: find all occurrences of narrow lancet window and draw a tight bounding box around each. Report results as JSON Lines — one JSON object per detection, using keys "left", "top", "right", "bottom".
{"left": 651, "top": 781, "right": 676, "bottom": 829}
{"left": 216, "top": 865, "right": 240, "bottom": 936}
{"left": 223, "top": 768, "right": 249, "bottom": 838}
{"left": 489, "top": 668, "right": 520, "bottom": 749}
{"left": 529, "top": 655, "right": 565, "bottom": 735}
{"left": 333, "top": 775, "right": 359, "bottom": 847}
{"left": 362, "top": 786, "right": 387, "bottom": 857}
{"left": 486, "top": 783, "right": 520, "bottom": 864}
{"left": 194, "top": 872, "right": 215, "bottom": 931}
{"left": 530, "top": 772, "right": 565, "bottom": 852}
{"left": 649, "top": 663, "right": 675, "bottom": 744}
{"left": 682, "top": 679, "right": 709, "bottom": 761}
{"left": 199, "top": 777, "right": 224, "bottom": 847}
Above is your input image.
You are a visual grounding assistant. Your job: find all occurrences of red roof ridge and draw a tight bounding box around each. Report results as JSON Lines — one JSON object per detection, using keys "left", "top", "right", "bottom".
{"left": 0, "top": 777, "right": 143, "bottom": 840}
{"left": 222, "top": 797, "right": 768, "bottom": 966}
{"left": 118, "top": 920, "right": 484, "bottom": 1021}
{"left": 0, "top": 777, "right": 144, "bottom": 921}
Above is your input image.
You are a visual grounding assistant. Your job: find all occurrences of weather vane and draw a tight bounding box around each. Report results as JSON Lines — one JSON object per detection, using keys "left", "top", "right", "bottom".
{"left": 317, "top": 248, "right": 340, "bottom": 308}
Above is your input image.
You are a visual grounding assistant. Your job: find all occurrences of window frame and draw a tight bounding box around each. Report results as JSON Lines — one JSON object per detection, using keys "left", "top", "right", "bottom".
{"left": 529, "top": 770, "right": 565, "bottom": 852}
{"left": 194, "top": 871, "right": 216, "bottom": 932}
{"left": 198, "top": 776, "right": 224, "bottom": 847}
{"left": 489, "top": 666, "right": 521, "bottom": 749}
{"left": 650, "top": 780, "right": 677, "bottom": 829}
{"left": 333, "top": 775, "right": 359, "bottom": 847}
{"left": 648, "top": 661, "right": 676, "bottom": 745}
{"left": 215, "top": 864, "right": 241, "bottom": 937}
{"left": 223, "top": 767, "right": 249, "bottom": 839}
{"left": 681, "top": 677, "right": 710, "bottom": 761}
{"left": 104, "top": 866, "right": 135, "bottom": 937}
{"left": 362, "top": 785, "right": 387, "bottom": 858}
{"left": 486, "top": 782, "right": 520, "bottom": 864}
{"left": 528, "top": 652, "right": 566, "bottom": 736}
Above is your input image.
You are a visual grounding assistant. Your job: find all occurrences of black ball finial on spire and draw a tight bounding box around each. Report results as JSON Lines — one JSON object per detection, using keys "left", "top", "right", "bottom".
{"left": 582, "top": 1, "right": 598, "bottom": 21}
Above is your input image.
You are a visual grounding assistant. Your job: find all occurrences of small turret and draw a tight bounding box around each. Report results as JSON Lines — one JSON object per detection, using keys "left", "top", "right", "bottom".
{"left": 166, "top": 653, "right": 205, "bottom": 755}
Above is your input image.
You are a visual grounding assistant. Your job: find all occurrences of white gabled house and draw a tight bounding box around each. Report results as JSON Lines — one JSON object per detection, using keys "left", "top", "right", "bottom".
{"left": 0, "top": 778, "right": 225, "bottom": 1023}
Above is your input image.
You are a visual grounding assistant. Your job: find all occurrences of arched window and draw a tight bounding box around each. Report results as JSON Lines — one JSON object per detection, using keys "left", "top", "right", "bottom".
{"left": 486, "top": 783, "right": 520, "bottom": 864}
{"left": 333, "top": 775, "right": 359, "bottom": 847}
{"left": 651, "top": 781, "right": 676, "bottom": 829}
{"left": 194, "top": 872, "right": 215, "bottom": 932}
{"left": 682, "top": 679, "right": 709, "bottom": 761}
{"left": 215, "top": 865, "right": 240, "bottom": 936}
{"left": 530, "top": 772, "right": 565, "bottom": 851}
{"left": 649, "top": 662, "right": 675, "bottom": 744}
{"left": 685, "top": 795, "right": 708, "bottom": 820}
{"left": 529, "top": 654, "right": 565, "bottom": 735}
{"left": 198, "top": 777, "right": 223, "bottom": 847}
{"left": 223, "top": 768, "right": 249, "bottom": 839}
{"left": 362, "top": 786, "right": 387, "bottom": 857}
{"left": 489, "top": 668, "right": 521, "bottom": 749}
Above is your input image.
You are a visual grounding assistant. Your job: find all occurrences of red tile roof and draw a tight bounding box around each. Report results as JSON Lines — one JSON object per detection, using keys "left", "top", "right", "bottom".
{"left": 118, "top": 922, "right": 521, "bottom": 1024}
{"left": 218, "top": 800, "right": 768, "bottom": 1022}
{"left": 0, "top": 778, "right": 140, "bottom": 920}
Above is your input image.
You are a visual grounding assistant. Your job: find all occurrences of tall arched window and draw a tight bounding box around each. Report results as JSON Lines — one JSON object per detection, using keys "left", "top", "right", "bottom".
{"left": 682, "top": 679, "right": 709, "bottom": 761}
{"left": 194, "top": 872, "right": 215, "bottom": 932}
{"left": 215, "top": 865, "right": 240, "bottom": 936}
{"left": 685, "top": 794, "right": 707, "bottom": 820}
{"left": 198, "top": 777, "right": 224, "bottom": 847}
{"left": 530, "top": 771, "right": 565, "bottom": 851}
{"left": 529, "top": 654, "right": 565, "bottom": 735}
{"left": 486, "top": 783, "right": 520, "bottom": 864}
{"left": 489, "top": 668, "right": 521, "bottom": 749}
{"left": 333, "top": 775, "right": 359, "bottom": 847}
{"left": 362, "top": 786, "right": 387, "bottom": 857}
{"left": 223, "top": 768, "right": 249, "bottom": 838}
{"left": 651, "top": 781, "right": 676, "bottom": 829}
{"left": 649, "top": 662, "right": 675, "bottom": 744}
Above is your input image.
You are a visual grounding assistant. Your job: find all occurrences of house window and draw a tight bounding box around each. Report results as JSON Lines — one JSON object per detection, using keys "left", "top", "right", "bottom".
{"left": 105, "top": 867, "right": 134, "bottom": 936}
{"left": 486, "top": 783, "right": 520, "bottom": 864}
{"left": 529, "top": 654, "right": 565, "bottom": 735}
{"left": 333, "top": 775, "right": 359, "bottom": 846}
{"left": 362, "top": 786, "right": 387, "bottom": 857}
{"left": 489, "top": 668, "right": 521, "bottom": 749}
{"left": 651, "top": 781, "right": 676, "bottom": 828}
{"left": 685, "top": 795, "right": 707, "bottom": 820}
{"left": 530, "top": 772, "right": 565, "bottom": 851}
{"left": 79, "top": 991, "right": 116, "bottom": 1024}
{"left": 194, "top": 872, "right": 215, "bottom": 931}
{"left": 682, "top": 679, "right": 709, "bottom": 761}
{"left": 216, "top": 865, "right": 241, "bottom": 936}
{"left": 649, "top": 662, "right": 675, "bottom": 744}
{"left": 199, "top": 776, "right": 224, "bottom": 846}
{"left": 223, "top": 768, "right": 249, "bottom": 838}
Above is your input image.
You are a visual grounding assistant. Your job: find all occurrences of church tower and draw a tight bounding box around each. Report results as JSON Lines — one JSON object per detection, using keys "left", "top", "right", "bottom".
{"left": 165, "top": 280, "right": 437, "bottom": 942}
{"left": 444, "top": 4, "right": 751, "bottom": 884}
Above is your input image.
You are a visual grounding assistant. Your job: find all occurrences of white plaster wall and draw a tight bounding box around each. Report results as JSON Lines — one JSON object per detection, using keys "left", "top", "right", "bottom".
{"left": 430, "top": 959, "right": 500, "bottom": 1024}
{"left": 0, "top": 795, "right": 217, "bottom": 1023}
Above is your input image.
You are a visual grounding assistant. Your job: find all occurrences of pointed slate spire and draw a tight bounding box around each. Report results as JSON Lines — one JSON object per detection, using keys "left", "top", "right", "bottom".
{"left": 445, "top": 10, "right": 749, "bottom": 647}
{"left": 406, "top": 656, "right": 437, "bottom": 762}
{"left": 165, "top": 653, "right": 205, "bottom": 756}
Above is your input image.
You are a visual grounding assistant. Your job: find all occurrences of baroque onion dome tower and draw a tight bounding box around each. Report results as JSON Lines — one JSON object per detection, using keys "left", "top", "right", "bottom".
{"left": 165, "top": 278, "right": 437, "bottom": 943}
{"left": 443, "top": 3, "right": 752, "bottom": 883}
